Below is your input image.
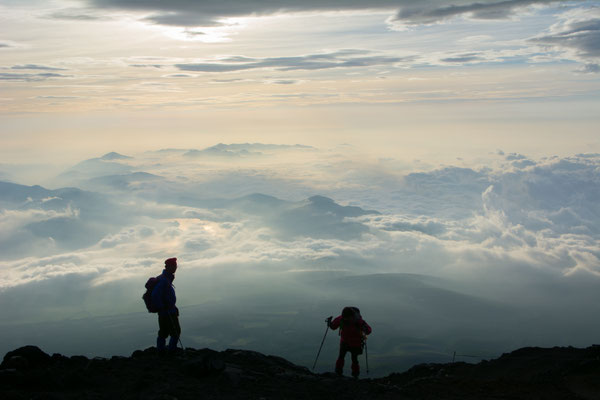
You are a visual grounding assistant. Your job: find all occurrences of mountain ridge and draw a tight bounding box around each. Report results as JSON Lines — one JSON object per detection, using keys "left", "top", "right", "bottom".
{"left": 2, "top": 344, "right": 599, "bottom": 399}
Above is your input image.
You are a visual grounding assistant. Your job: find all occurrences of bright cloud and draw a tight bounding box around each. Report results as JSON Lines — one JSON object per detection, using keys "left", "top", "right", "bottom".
{"left": 1, "top": 146, "right": 600, "bottom": 370}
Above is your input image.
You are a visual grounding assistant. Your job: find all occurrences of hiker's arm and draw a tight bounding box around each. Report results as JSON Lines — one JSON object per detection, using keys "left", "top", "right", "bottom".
{"left": 151, "top": 280, "right": 165, "bottom": 312}
{"left": 362, "top": 320, "right": 372, "bottom": 335}
{"left": 329, "top": 316, "right": 342, "bottom": 330}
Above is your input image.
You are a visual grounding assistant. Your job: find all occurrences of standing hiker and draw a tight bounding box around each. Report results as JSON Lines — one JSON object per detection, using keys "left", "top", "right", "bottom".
{"left": 152, "top": 257, "right": 181, "bottom": 354}
{"left": 328, "top": 306, "right": 372, "bottom": 378}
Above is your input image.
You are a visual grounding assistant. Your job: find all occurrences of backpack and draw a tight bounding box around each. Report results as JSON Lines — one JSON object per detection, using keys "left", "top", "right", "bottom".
{"left": 341, "top": 306, "right": 361, "bottom": 323}
{"left": 340, "top": 306, "right": 366, "bottom": 352}
{"left": 142, "top": 276, "right": 160, "bottom": 313}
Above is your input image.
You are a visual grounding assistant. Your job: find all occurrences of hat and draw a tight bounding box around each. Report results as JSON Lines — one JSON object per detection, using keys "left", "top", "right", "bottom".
{"left": 165, "top": 257, "right": 177, "bottom": 273}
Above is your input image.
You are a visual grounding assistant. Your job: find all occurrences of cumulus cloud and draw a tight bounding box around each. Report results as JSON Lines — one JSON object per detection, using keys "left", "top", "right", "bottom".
{"left": 2, "top": 147, "right": 600, "bottom": 366}
{"left": 99, "top": 226, "right": 156, "bottom": 248}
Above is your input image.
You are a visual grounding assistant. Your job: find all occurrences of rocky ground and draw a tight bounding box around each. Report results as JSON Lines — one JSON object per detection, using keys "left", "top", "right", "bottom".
{"left": 1, "top": 344, "right": 599, "bottom": 399}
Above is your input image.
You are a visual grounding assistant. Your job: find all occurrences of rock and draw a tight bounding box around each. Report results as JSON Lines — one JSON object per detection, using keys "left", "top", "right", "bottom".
{"left": 4, "top": 356, "right": 29, "bottom": 370}
{"left": 182, "top": 356, "right": 226, "bottom": 377}
{"left": 1, "top": 346, "right": 50, "bottom": 369}
{"left": 222, "top": 367, "right": 243, "bottom": 386}
{"left": 0, "top": 367, "right": 22, "bottom": 385}
{"left": 2, "top": 345, "right": 600, "bottom": 399}
{"left": 69, "top": 355, "right": 89, "bottom": 365}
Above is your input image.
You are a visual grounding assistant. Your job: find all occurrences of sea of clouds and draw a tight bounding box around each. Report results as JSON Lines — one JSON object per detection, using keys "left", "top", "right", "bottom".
{"left": 0, "top": 144, "right": 599, "bottom": 375}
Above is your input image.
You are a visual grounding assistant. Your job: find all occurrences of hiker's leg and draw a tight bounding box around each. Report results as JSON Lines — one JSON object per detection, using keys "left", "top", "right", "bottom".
{"left": 351, "top": 349, "right": 360, "bottom": 377}
{"left": 167, "top": 314, "right": 181, "bottom": 350}
{"left": 335, "top": 343, "right": 347, "bottom": 375}
{"left": 157, "top": 314, "right": 169, "bottom": 351}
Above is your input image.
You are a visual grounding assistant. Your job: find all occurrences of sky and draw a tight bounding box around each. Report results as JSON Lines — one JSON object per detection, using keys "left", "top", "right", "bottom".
{"left": 1, "top": 0, "right": 599, "bottom": 162}
{"left": 1, "top": 0, "right": 600, "bottom": 375}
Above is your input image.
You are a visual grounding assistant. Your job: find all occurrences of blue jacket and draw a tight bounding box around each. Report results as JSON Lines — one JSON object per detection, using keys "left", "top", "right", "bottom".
{"left": 151, "top": 269, "right": 177, "bottom": 315}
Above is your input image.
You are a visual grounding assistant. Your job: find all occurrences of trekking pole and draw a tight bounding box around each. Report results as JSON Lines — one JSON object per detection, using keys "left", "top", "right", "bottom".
{"left": 312, "top": 316, "right": 332, "bottom": 371}
{"left": 365, "top": 338, "right": 369, "bottom": 375}
{"left": 168, "top": 313, "right": 185, "bottom": 351}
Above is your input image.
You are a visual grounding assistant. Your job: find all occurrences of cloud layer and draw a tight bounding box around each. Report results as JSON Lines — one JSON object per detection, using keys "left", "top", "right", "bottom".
{"left": 175, "top": 50, "right": 411, "bottom": 73}
{"left": 84, "top": 0, "right": 558, "bottom": 26}
{"left": 1, "top": 145, "right": 600, "bottom": 370}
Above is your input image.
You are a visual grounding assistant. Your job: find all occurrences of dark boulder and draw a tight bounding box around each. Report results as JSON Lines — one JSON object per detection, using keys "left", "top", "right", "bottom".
{"left": 1, "top": 346, "right": 51, "bottom": 370}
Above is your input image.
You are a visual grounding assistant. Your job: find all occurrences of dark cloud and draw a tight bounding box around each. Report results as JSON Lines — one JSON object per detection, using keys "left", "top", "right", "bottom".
{"left": 84, "top": 0, "right": 555, "bottom": 27}
{"left": 46, "top": 8, "right": 106, "bottom": 21}
{"left": 0, "top": 42, "right": 13, "bottom": 49}
{"left": 531, "top": 16, "right": 600, "bottom": 70}
{"left": 394, "top": 0, "right": 556, "bottom": 25}
{"left": 440, "top": 53, "right": 485, "bottom": 63}
{"left": 35, "top": 96, "right": 82, "bottom": 100}
{"left": 163, "top": 73, "right": 196, "bottom": 78}
{"left": 130, "top": 64, "right": 164, "bottom": 69}
{"left": 176, "top": 50, "right": 411, "bottom": 73}
{"left": 267, "top": 79, "right": 300, "bottom": 85}
{"left": 578, "top": 63, "right": 600, "bottom": 73}
{"left": 144, "top": 12, "right": 222, "bottom": 27}
{"left": 0, "top": 72, "right": 70, "bottom": 82}
{"left": 533, "top": 18, "right": 600, "bottom": 57}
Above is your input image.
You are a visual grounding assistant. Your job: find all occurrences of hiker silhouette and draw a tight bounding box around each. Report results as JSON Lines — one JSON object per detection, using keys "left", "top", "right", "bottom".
{"left": 152, "top": 257, "right": 181, "bottom": 354}
{"left": 328, "top": 306, "right": 371, "bottom": 378}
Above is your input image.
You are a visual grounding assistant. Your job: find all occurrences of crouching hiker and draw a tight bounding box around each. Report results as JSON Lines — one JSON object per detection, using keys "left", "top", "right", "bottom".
{"left": 152, "top": 257, "right": 181, "bottom": 354}
{"left": 328, "top": 306, "right": 371, "bottom": 378}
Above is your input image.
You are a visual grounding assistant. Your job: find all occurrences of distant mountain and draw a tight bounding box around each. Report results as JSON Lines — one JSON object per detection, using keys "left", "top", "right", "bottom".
{"left": 183, "top": 147, "right": 255, "bottom": 158}
{"left": 183, "top": 143, "right": 315, "bottom": 158}
{"left": 224, "top": 193, "right": 380, "bottom": 240}
{"left": 0, "top": 181, "right": 53, "bottom": 204}
{"left": 86, "top": 172, "right": 163, "bottom": 190}
{"left": 0, "top": 180, "right": 131, "bottom": 256}
{"left": 2, "top": 344, "right": 598, "bottom": 399}
{"left": 58, "top": 158, "right": 133, "bottom": 183}
{"left": 100, "top": 152, "right": 132, "bottom": 161}
{"left": 318, "top": 273, "right": 515, "bottom": 333}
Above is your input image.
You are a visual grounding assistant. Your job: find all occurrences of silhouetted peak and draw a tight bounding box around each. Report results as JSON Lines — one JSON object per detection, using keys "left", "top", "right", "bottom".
{"left": 307, "top": 195, "right": 335, "bottom": 205}
{"left": 305, "top": 195, "right": 380, "bottom": 217}
{"left": 100, "top": 152, "right": 132, "bottom": 161}
{"left": 2, "top": 345, "right": 599, "bottom": 399}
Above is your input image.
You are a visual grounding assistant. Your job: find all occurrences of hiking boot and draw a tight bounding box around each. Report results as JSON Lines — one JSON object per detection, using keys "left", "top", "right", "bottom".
{"left": 335, "top": 358, "right": 344, "bottom": 376}
{"left": 351, "top": 363, "right": 359, "bottom": 378}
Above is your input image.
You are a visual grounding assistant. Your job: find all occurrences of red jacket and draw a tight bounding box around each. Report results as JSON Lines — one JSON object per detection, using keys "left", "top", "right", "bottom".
{"left": 329, "top": 315, "right": 372, "bottom": 348}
